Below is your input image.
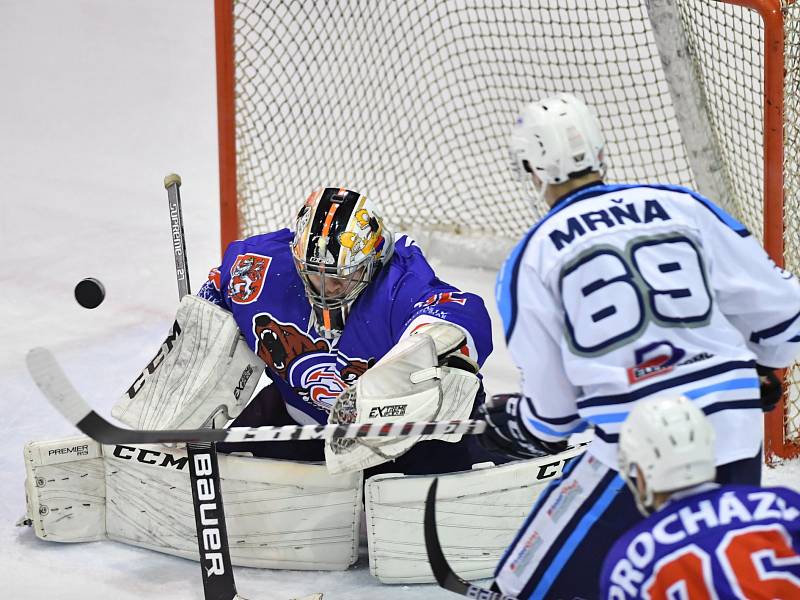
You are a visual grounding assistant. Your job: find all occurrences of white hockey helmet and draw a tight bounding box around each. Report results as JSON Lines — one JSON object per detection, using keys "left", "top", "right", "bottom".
{"left": 618, "top": 396, "right": 716, "bottom": 515}
{"left": 509, "top": 93, "right": 606, "bottom": 206}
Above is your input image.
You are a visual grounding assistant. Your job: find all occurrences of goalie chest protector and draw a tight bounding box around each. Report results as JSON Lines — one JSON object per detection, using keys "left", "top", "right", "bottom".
{"left": 198, "top": 230, "right": 493, "bottom": 423}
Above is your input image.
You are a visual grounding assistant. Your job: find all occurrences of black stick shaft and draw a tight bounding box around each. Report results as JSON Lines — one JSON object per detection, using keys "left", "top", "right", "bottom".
{"left": 186, "top": 442, "right": 238, "bottom": 600}
{"left": 164, "top": 174, "right": 239, "bottom": 600}
{"left": 424, "top": 479, "right": 519, "bottom": 600}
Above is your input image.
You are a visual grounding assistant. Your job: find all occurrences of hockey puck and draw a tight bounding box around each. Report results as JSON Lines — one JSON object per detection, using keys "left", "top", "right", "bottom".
{"left": 74, "top": 277, "right": 106, "bottom": 309}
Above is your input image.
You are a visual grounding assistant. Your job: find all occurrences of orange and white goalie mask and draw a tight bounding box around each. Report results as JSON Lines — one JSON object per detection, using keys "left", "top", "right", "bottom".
{"left": 292, "top": 187, "right": 394, "bottom": 339}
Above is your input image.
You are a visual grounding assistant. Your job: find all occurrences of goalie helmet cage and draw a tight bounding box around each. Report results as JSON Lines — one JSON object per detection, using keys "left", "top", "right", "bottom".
{"left": 214, "top": 0, "right": 800, "bottom": 462}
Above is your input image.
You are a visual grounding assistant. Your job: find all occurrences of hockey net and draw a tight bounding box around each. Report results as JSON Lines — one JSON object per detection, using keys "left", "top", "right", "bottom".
{"left": 214, "top": 0, "right": 800, "bottom": 461}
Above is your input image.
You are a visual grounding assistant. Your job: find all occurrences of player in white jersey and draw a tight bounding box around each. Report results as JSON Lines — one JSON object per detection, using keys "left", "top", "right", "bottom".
{"left": 484, "top": 93, "right": 800, "bottom": 599}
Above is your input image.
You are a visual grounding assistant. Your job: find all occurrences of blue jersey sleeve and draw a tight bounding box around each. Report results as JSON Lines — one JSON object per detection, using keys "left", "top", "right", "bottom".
{"left": 197, "top": 267, "right": 226, "bottom": 307}
{"left": 385, "top": 237, "right": 493, "bottom": 365}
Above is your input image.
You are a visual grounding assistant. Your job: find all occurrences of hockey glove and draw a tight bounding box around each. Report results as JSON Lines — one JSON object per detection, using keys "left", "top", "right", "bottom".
{"left": 756, "top": 364, "right": 783, "bottom": 413}
{"left": 478, "top": 393, "right": 568, "bottom": 460}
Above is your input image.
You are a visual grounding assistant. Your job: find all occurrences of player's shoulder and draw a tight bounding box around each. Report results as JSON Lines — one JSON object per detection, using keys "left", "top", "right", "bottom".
{"left": 657, "top": 483, "right": 800, "bottom": 528}
{"left": 224, "top": 228, "right": 293, "bottom": 259}
{"left": 526, "top": 182, "right": 745, "bottom": 260}
{"left": 391, "top": 234, "right": 427, "bottom": 260}
{"left": 385, "top": 234, "right": 434, "bottom": 275}
{"left": 729, "top": 483, "right": 800, "bottom": 509}
{"left": 220, "top": 228, "right": 295, "bottom": 286}
{"left": 375, "top": 234, "right": 470, "bottom": 302}
{"left": 223, "top": 229, "right": 294, "bottom": 262}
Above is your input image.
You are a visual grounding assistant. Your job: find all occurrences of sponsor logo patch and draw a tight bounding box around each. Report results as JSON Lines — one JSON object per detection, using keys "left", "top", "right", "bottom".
{"left": 368, "top": 404, "right": 407, "bottom": 418}
{"left": 48, "top": 444, "right": 89, "bottom": 457}
{"left": 509, "top": 531, "right": 544, "bottom": 573}
{"left": 413, "top": 291, "right": 467, "bottom": 309}
{"left": 627, "top": 341, "right": 686, "bottom": 384}
{"left": 547, "top": 480, "right": 583, "bottom": 523}
{"left": 628, "top": 346, "right": 714, "bottom": 384}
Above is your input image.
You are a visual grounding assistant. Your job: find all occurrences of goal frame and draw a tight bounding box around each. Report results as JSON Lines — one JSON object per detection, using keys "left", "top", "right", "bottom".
{"left": 213, "top": 0, "right": 800, "bottom": 462}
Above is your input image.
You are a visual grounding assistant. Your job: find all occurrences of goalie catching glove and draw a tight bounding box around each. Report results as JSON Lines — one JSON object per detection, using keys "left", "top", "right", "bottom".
{"left": 325, "top": 322, "right": 480, "bottom": 474}
{"left": 478, "top": 393, "right": 568, "bottom": 460}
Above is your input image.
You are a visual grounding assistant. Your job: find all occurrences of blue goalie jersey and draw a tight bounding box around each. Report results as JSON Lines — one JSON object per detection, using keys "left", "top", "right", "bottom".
{"left": 197, "top": 230, "right": 492, "bottom": 424}
{"left": 600, "top": 484, "right": 800, "bottom": 599}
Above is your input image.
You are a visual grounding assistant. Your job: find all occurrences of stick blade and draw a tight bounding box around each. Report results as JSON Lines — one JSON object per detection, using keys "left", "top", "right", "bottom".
{"left": 26, "top": 347, "right": 92, "bottom": 426}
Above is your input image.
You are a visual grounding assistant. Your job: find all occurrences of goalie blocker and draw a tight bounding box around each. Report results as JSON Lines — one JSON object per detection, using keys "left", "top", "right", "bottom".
{"left": 111, "top": 295, "right": 265, "bottom": 431}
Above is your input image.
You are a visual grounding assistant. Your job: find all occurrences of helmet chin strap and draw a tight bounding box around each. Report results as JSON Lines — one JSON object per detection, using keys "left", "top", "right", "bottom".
{"left": 524, "top": 175, "right": 549, "bottom": 209}
{"left": 622, "top": 467, "right": 656, "bottom": 517}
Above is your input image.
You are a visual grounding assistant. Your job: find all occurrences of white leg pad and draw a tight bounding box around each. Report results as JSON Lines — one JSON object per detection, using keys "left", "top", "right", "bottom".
{"left": 364, "top": 445, "right": 587, "bottom": 583}
{"left": 22, "top": 436, "right": 106, "bottom": 542}
{"left": 22, "top": 435, "right": 362, "bottom": 571}
{"left": 105, "top": 444, "right": 362, "bottom": 570}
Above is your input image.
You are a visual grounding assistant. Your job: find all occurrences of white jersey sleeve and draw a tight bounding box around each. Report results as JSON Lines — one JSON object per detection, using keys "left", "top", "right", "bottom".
{"left": 506, "top": 258, "right": 584, "bottom": 442}
{"left": 697, "top": 206, "right": 800, "bottom": 368}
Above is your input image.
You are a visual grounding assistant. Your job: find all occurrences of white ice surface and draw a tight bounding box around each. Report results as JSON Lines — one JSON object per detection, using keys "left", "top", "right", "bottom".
{"left": 1, "top": 2, "right": 797, "bottom": 599}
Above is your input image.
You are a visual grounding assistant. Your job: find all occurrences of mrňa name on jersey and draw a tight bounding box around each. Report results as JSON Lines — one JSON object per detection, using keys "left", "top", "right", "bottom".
{"left": 550, "top": 198, "right": 671, "bottom": 251}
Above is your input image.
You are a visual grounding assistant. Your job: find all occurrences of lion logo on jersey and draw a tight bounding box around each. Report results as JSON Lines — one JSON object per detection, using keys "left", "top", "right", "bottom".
{"left": 227, "top": 253, "right": 271, "bottom": 304}
{"left": 253, "top": 313, "right": 328, "bottom": 378}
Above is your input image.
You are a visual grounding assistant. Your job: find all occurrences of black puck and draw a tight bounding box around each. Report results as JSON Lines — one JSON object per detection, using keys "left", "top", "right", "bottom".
{"left": 74, "top": 278, "right": 106, "bottom": 309}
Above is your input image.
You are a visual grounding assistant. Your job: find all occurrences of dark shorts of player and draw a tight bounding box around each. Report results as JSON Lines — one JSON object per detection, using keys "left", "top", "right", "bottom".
{"left": 217, "top": 383, "right": 513, "bottom": 477}
{"left": 491, "top": 449, "right": 762, "bottom": 600}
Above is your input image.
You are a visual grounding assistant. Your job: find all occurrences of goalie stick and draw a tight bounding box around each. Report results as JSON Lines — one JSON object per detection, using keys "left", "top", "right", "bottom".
{"left": 424, "top": 478, "right": 519, "bottom": 600}
{"left": 165, "top": 174, "right": 245, "bottom": 600}
{"left": 26, "top": 346, "right": 487, "bottom": 444}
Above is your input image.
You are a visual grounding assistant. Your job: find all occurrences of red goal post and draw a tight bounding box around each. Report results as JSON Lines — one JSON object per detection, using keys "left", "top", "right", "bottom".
{"left": 214, "top": 0, "right": 800, "bottom": 462}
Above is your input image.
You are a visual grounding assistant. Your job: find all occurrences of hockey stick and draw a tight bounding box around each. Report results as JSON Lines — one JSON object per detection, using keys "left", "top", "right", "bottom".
{"left": 26, "top": 345, "right": 486, "bottom": 444}
{"left": 424, "top": 478, "right": 519, "bottom": 600}
{"left": 165, "top": 174, "right": 245, "bottom": 600}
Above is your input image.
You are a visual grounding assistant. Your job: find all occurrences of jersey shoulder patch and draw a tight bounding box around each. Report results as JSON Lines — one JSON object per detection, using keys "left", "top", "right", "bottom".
{"left": 222, "top": 229, "right": 294, "bottom": 305}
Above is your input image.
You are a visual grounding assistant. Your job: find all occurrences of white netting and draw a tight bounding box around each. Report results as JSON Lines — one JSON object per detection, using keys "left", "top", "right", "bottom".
{"left": 221, "top": 0, "right": 799, "bottom": 453}
{"left": 781, "top": 1, "right": 800, "bottom": 451}
{"left": 229, "top": 0, "right": 697, "bottom": 239}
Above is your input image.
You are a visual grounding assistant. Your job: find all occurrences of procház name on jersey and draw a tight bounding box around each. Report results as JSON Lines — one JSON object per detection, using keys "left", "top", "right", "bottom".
{"left": 607, "top": 489, "right": 800, "bottom": 598}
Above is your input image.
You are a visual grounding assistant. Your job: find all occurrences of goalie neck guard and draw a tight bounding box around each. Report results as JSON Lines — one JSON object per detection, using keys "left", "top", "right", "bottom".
{"left": 292, "top": 187, "right": 394, "bottom": 339}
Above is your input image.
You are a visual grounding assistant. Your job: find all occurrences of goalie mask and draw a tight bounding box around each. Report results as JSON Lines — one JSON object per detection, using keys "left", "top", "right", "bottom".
{"left": 510, "top": 93, "right": 606, "bottom": 207}
{"left": 292, "top": 187, "right": 394, "bottom": 339}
